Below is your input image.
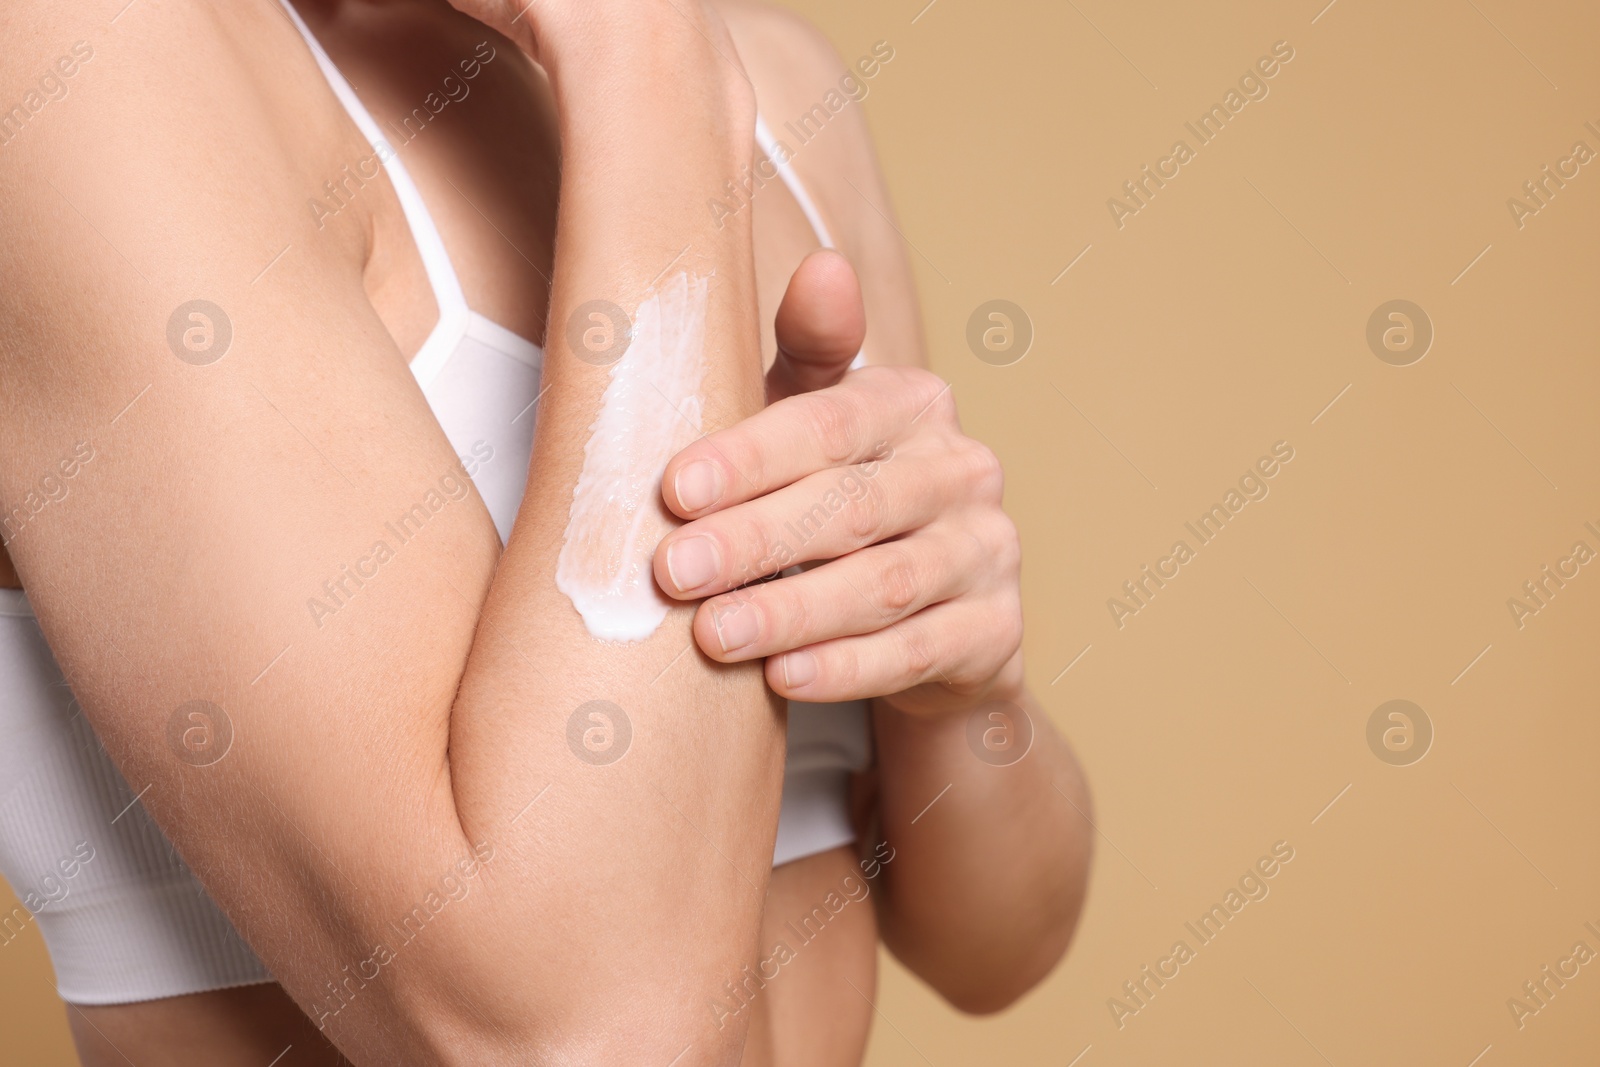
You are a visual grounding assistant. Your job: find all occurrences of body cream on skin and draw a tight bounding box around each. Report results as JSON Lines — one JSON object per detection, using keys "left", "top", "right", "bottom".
{"left": 555, "top": 271, "right": 709, "bottom": 642}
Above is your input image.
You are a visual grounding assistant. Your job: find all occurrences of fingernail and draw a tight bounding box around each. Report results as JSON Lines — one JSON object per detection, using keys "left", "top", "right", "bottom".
{"left": 713, "top": 602, "right": 760, "bottom": 653}
{"left": 781, "top": 650, "right": 817, "bottom": 689}
{"left": 674, "top": 460, "right": 723, "bottom": 513}
{"left": 666, "top": 536, "right": 720, "bottom": 592}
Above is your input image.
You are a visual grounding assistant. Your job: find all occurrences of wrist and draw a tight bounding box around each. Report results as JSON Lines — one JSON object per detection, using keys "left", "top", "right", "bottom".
{"left": 529, "top": 1, "right": 751, "bottom": 100}
{"left": 530, "top": 6, "right": 755, "bottom": 176}
{"left": 876, "top": 653, "right": 1029, "bottom": 723}
{"left": 873, "top": 696, "right": 970, "bottom": 744}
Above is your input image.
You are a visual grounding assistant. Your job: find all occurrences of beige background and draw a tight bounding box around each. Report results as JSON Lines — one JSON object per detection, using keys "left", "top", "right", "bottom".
{"left": 6, "top": 0, "right": 1600, "bottom": 1063}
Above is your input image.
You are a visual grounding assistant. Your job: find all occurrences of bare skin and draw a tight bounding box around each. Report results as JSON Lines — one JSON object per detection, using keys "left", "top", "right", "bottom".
{"left": 2, "top": 0, "right": 1089, "bottom": 1064}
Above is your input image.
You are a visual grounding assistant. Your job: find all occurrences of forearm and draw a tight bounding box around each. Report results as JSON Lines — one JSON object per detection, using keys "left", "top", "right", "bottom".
{"left": 871, "top": 685, "right": 1092, "bottom": 1013}
{"left": 422, "top": 10, "right": 780, "bottom": 1060}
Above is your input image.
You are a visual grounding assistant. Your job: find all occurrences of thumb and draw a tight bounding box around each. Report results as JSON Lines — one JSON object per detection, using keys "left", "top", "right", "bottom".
{"left": 766, "top": 249, "right": 867, "bottom": 404}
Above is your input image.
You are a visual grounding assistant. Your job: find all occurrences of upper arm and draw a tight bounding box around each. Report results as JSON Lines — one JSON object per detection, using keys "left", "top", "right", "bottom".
{"left": 0, "top": 0, "right": 489, "bottom": 979}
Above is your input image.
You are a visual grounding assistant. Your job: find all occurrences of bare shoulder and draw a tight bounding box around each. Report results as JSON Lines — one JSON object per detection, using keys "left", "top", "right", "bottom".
{"left": 0, "top": 1, "right": 366, "bottom": 284}
{"left": 716, "top": 0, "right": 925, "bottom": 366}
{"left": 0, "top": 0, "right": 415, "bottom": 582}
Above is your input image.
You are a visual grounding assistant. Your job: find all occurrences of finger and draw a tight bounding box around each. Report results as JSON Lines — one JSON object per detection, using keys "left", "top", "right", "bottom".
{"left": 662, "top": 364, "right": 952, "bottom": 519}
{"left": 658, "top": 436, "right": 1004, "bottom": 599}
{"left": 764, "top": 595, "right": 1023, "bottom": 704}
{"left": 766, "top": 249, "right": 867, "bottom": 404}
{"left": 657, "top": 440, "right": 987, "bottom": 598}
{"left": 689, "top": 531, "right": 982, "bottom": 662}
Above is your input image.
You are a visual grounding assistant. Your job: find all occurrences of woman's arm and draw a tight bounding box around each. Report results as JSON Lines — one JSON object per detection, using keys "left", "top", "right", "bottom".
{"left": 868, "top": 688, "right": 1093, "bottom": 1012}
{"left": 658, "top": 357, "right": 1094, "bottom": 1011}
{"left": 0, "top": 1, "right": 774, "bottom": 1063}
{"left": 656, "top": 4, "right": 1094, "bottom": 1011}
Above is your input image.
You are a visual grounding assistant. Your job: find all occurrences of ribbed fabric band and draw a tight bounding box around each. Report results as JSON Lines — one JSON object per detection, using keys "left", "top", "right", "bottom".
{"left": 0, "top": 609, "right": 272, "bottom": 1004}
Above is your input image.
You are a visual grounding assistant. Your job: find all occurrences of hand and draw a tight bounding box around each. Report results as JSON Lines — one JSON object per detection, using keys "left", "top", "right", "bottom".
{"left": 653, "top": 250, "right": 1025, "bottom": 717}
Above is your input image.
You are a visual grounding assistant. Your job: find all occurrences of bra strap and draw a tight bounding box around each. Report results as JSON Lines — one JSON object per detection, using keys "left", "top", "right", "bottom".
{"left": 755, "top": 113, "right": 836, "bottom": 249}
{"left": 277, "top": 0, "right": 470, "bottom": 385}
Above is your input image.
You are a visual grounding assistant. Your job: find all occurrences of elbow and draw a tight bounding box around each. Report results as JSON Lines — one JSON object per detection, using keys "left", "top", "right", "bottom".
{"left": 401, "top": 1011, "right": 741, "bottom": 1067}
{"left": 919, "top": 798, "right": 1095, "bottom": 1015}
{"left": 895, "top": 872, "right": 1088, "bottom": 1017}
{"left": 931, "top": 914, "right": 1082, "bottom": 1016}
{"left": 943, "top": 987, "right": 1028, "bottom": 1017}
{"left": 393, "top": 972, "right": 751, "bottom": 1067}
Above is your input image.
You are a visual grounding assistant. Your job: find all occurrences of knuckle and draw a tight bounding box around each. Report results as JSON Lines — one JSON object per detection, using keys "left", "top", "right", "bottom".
{"left": 805, "top": 394, "right": 862, "bottom": 464}
{"left": 841, "top": 484, "right": 885, "bottom": 542}
{"left": 728, "top": 513, "right": 782, "bottom": 583}
{"left": 951, "top": 643, "right": 998, "bottom": 691}
{"left": 961, "top": 439, "right": 1005, "bottom": 501}
{"left": 908, "top": 369, "right": 956, "bottom": 424}
{"left": 899, "top": 623, "right": 939, "bottom": 682}
{"left": 986, "top": 511, "right": 1022, "bottom": 571}
{"left": 948, "top": 669, "right": 989, "bottom": 695}
{"left": 871, "top": 548, "right": 922, "bottom": 616}
{"left": 1000, "top": 599, "right": 1024, "bottom": 656}
{"left": 825, "top": 644, "right": 859, "bottom": 694}
{"left": 769, "top": 579, "right": 811, "bottom": 645}
{"left": 726, "top": 436, "right": 767, "bottom": 496}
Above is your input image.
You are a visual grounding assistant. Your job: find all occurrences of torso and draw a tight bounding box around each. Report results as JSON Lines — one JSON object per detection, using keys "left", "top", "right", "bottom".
{"left": 52, "top": 0, "right": 921, "bottom": 1063}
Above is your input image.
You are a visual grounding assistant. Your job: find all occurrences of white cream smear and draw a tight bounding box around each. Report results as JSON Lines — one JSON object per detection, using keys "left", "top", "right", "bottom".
{"left": 556, "top": 271, "right": 710, "bottom": 642}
